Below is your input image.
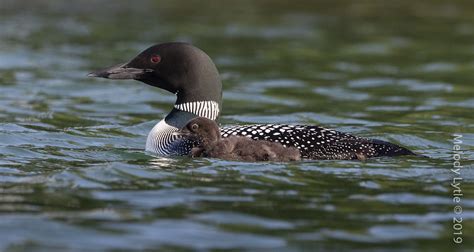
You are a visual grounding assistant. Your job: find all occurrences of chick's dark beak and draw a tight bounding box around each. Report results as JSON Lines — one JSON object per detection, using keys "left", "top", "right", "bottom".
{"left": 88, "top": 62, "right": 153, "bottom": 79}
{"left": 172, "top": 127, "right": 192, "bottom": 137}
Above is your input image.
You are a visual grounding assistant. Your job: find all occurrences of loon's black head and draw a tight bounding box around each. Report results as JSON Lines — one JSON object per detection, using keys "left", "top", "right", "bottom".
{"left": 88, "top": 42, "right": 222, "bottom": 105}
{"left": 176, "top": 117, "right": 221, "bottom": 145}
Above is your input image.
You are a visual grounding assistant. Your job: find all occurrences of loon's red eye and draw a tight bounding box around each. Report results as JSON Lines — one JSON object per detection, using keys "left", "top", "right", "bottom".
{"left": 150, "top": 55, "right": 161, "bottom": 63}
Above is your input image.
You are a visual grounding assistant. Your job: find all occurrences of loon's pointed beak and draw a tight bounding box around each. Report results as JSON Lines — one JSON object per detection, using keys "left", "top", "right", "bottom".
{"left": 88, "top": 62, "right": 153, "bottom": 79}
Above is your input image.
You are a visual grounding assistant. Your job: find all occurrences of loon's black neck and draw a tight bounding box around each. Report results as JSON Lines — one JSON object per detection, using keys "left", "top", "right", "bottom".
{"left": 165, "top": 109, "right": 200, "bottom": 129}
{"left": 162, "top": 43, "right": 223, "bottom": 108}
{"left": 175, "top": 82, "right": 222, "bottom": 107}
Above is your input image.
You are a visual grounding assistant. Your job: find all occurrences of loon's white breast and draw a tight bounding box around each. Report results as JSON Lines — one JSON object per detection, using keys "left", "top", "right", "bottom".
{"left": 146, "top": 119, "right": 179, "bottom": 155}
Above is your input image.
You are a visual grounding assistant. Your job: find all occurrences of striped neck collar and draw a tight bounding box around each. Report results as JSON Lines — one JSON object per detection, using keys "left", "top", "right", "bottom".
{"left": 174, "top": 101, "right": 220, "bottom": 120}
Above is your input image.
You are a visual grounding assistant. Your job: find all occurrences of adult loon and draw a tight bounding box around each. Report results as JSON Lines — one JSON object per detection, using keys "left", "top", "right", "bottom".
{"left": 88, "top": 42, "right": 415, "bottom": 160}
{"left": 176, "top": 117, "right": 301, "bottom": 162}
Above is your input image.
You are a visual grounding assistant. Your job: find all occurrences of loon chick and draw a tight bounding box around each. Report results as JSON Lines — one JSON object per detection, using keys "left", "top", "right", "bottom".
{"left": 88, "top": 42, "right": 416, "bottom": 160}
{"left": 176, "top": 117, "right": 301, "bottom": 162}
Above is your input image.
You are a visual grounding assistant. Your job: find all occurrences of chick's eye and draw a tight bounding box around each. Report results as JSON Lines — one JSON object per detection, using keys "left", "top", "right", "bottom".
{"left": 191, "top": 124, "right": 199, "bottom": 130}
{"left": 150, "top": 55, "right": 161, "bottom": 63}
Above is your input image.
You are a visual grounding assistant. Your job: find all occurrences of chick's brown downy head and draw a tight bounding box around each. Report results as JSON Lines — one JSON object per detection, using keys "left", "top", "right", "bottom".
{"left": 177, "top": 117, "right": 221, "bottom": 145}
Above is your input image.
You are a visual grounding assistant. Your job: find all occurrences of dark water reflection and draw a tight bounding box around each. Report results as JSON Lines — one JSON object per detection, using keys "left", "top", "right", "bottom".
{"left": 1, "top": 0, "right": 473, "bottom": 251}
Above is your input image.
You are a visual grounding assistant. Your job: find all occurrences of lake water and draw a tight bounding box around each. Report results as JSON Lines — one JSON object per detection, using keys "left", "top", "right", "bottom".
{"left": 0, "top": 1, "right": 473, "bottom": 251}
